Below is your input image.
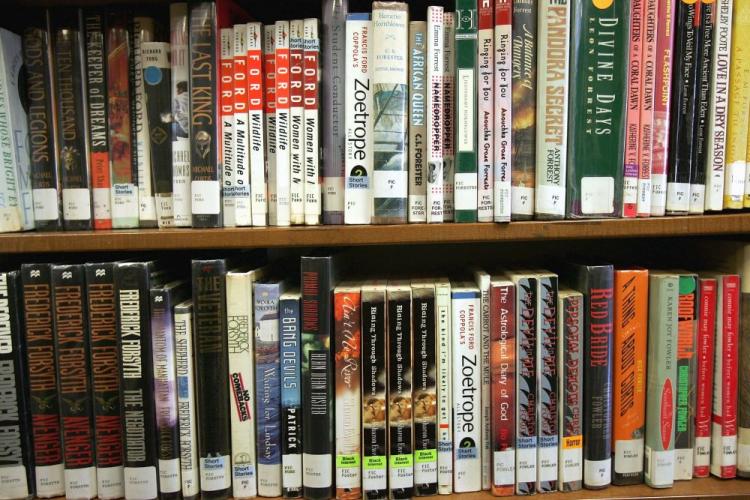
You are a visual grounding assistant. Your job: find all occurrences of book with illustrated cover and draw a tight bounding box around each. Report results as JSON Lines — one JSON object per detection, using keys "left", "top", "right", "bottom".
{"left": 170, "top": 3, "right": 191, "bottom": 227}
{"left": 220, "top": 28, "right": 235, "bottom": 227}
{"left": 264, "top": 25, "right": 278, "bottom": 227}
{"left": 622, "top": 0, "right": 643, "bottom": 218}
{"left": 637, "top": 0, "right": 656, "bottom": 217}
{"left": 426, "top": 6, "right": 444, "bottom": 224}
{"left": 280, "top": 291, "right": 303, "bottom": 498}
{"left": 535, "top": 273, "right": 558, "bottom": 492}
{"left": 435, "top": 279, "right": 453, "bottom": 495}
{"left": 174, "top": 300, "right": 200, "bottom": 499}
{"left": 247, "top": 22, "right": 267, "bottom": 227}
{"left": 408, "top": 21, "right": 427, "bottom": 223}
{"left": 231, "top": 24, "right": 252, "bottom": 227}
{"left": 289, "top": 20, "right": 306, "bottom": 226}
{"left": 477, "top": 0, "right": 493, "bottom": 222}
{"left": 493, "top": 0, "right": 511, "bottom": 222}
{"left": 674, "top": 273, "right": 697, "bottom": 480}
{"left": 303, "top": 18, "right": 322, "bottom": 225}
{"left": 273, "top": 21, "right": 292, "bottom": 227}
{"left": 694, "top": 277, "right": 716, "bottom": 478}
{"left": 442, "top": 13, "right": 455, "bottom": 222}
{"left": 726, "top": 1, "right": 750, "bottom": 209}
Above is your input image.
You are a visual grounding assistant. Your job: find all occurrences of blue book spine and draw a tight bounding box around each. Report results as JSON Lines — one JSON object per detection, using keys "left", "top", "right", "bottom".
{"left": 280, "top": 293, "right": 302, "bottom": 497}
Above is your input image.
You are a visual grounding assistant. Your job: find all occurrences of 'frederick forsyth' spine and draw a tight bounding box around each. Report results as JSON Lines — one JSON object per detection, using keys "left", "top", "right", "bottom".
{"left": 220, "top": 28, "right": 235, "bottom": 227}
{"left": 344, "top": 14, "right": 374, "bottom": 225}
{"left": 263, "top": 26, "right": 278, "bottom": 227}
{"left": 622, "top": 0, "right": 643, "bottom": 218}
{"left": 280, "top": 292, "right": 303, "bottom": 498}
{"left": 493, "top": 0, "right": 511, "bottom": 222}
{"left": 246, "top": 22, "right": 267, "bottom": 227}
{"left": 408, "top": 21, "right": 427, "bottom": 223}
{"left": 303, "top": 19, "right": 322, "bottom": 225}
{"left": 477, "top": 0, "right": 493, "bottom": 222}
{"left": 442, "top": 13, "right": 456, "bottom": 222}
{"left": 84, "top": 262, "right": 124, "bottom": 500}
{"left": 536, "top": 274, "right": 558, "bottom": 492}
{"left": 426, "top": 7, "right": 444, "bottom": 224}
{"left": 435, "top": 280, "right": 453, "bottom": 494}
{"left": 637, "top": 0, "right": 657, "bottom": 217}
{"left": 174, "top": 301, "right": 200, "bottom": 499}
{"left": 189, "top": 3, "right": 221, "bottom": 228}
{"left": 170, "top": 3, "right": 191, "bottom": 227}
{"left": 273, "top": 21, "right": 292, "bottom": 227}
{"left": 232, "top": 24, "right": 252, "bottom": 227}
{"left": 694, "top": 277, "right": 716, "bottom": 478}
{"left": 21, "top": 263, "right": 64, "bottom": 497}
{"left": 674, "top": 274, "right": 698, "bottom": 480}
{"left": 534, "top": 0, "right": 569, "bottom": 220}
{"left": 290, "top": 20, "right": 306, "bottom": 226}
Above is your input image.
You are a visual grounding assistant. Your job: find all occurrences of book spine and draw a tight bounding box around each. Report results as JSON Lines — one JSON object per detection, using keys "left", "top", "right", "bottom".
{"left": 174, "top": 302, "right": 200, "bottom": 499}
{"left": 442, "top": 13, "right": 455, "bottom": 222}
{"left": 263, "top": 26, "right": 278, "bottom": 227}
{"left": 21, "top": 263, "right": 64, "bottom": 497}
{"left": 303, "top": 19, "right": 322, "bottom": 225}
{"left": 232, "top": 25, "right": 252, "bottom": 227}
{"left": 637, "top": 0, "right": 657, "bottom": 217}
{"left": 371, "top": 2, "right": 409, "bottom": 224}
{"left": 23, "top": 26, "right": 62, "bottom": 230}
{"left": 477, "top": 276, "right": 491, "bottom": 491}
{"left": 412, "top": 287, "right": 438, "bottom": 496}
{"left": 254, "top": 283, "right": 283, "bottom": 497}
{"left": 142, "top": 42, "right": 175, "bottom": 228}
{"left": 566, "top": 1, "right": 628, "bottom": 218}
{"left": 742, "top": 251, "right": 750, "bottom": 477}
{"left": 220, "top": 28, "right": 235, "bottom": 227}
{"left": 536, "top": 276, "right": 557, "bottom": 492}
{"left": 490, "top": 282, "right": 515, "bottom": 496}
{"left": 189, "top": 3, "right": 221, "bottom": 228}
{"left": 344, "top": 15, "right": 374, "bottom": 225}
{"left": 361, "top": 287, "right": 388, "bottom": 500}
{"left": 515, "top": 277, "right": 536, "bottom": 495}
{"left": 426, "top": 7, "right": 445, "bottom": 224}
{"left": 322, "top": 0, "right": 348, "bottom": 224}
{"left": 435, "top": 283, "right": 453, "bottom": 495}
{"left": 84, "top": 262, "right": 124, "bottom": 499}
{"left": 612, "top": 270, "right": 647, "bottom": 485}
{"left": 493, "top": 0, "right": 511, "bottom": 222}
{"left": 280, "top": 295, "right": 302, "bottom": 498}
{"left": 650, "top": 0, "right": 677, "bottom": 215}
{"left": 644, "top": 274, "right": 677, "bottom": 488}
{"left": 704, "top": 0, "right": 733, "bottom": 212}
{"left": 334, "top": 288, "right": 361, "bottom": 499}
{"left": 694, "top": 278, "right": 716, "bottom": 478}
{"left": 409, "top": 21, "right": 427, "bottom": 223}
{"left": 510, "top": 0, "right": 536, "bottom": 220}
{"left": 247, "top": 22, "right": 267, "bottom": 227}
{"left": 674, "top": 275, "right": 698, "bottom": 479}
{"left": 454, "top": 0, "right": 479, "bottom": 223}
{"left": 289, "top": 20, "right": 306, "bottom": 225}
{"left": 55, "top": 26, "right": 92, "bottom": 230}
{"left": 84, "top": 12, "right": 111, "bottom": 229}
{"left": 191, "top": 259, "right": 232, "bottom": 497}
{"left": 114, "top": 263, "right": 159, "bottom": 499}
{"left": 170, "top": 3, "right": 192, "bottom": 227}
{"left": 535, "top": 0, "right": 569, "bottom": 220}
{"left": 622, "top": 0, "right": 643, "bottom": 218}
{"left": 558, "top": 293, "right": 583, "bottom": 492}
{"left": 728, "top": 2, "right": 750, "bottom": 208}
{"left": 711, "top": 275, "right": 739, "bottom": 478}
{"left": 150, "top": 286, "right": 182, "bottom": 498}
{"left": 274, "top": 21, "right": 292, "bottom": 227}
{"left": 0, "top": 271, "right": 34, "bottom": 499}
{"left": 477, "top": 0, "right": 493, "bottom": 222}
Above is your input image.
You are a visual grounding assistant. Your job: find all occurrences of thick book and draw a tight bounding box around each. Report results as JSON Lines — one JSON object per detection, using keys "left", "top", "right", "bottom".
{"left": 612, "top": 269, "right": 647, "bottom": 485}
{"left": 246, "top": 22, "right": 267, "bottom": 227}
{"left": 510, "top": 0, "right": 536, "bottom": 220}
{"left": 477, "top": 0, "right": 493, "bottom": 222}
{"left": 622, "top": 0, "right": 643, "bottom": 218}
{"left": 644, "top": 272, "right": 678, "bottom": 488}
{"left": 170, "top": 3, "right": 192, "bottom": 227}
{"left": 411, "top": 282, "right": 438, "bottom": 496}
{"left": 361, "top": 282, "right": 388, "bottom": 500}
{"left": 739, "top": 247, "right": 750, "bottom": 477}
{"left": 435, "top": 279, "right": 452, "bottom": 494}
{"left": 303, "top": 18, "right": 322, "bottom": 225}
{"left": 535, "top": 272, "right": 558, "bottom": 492}
{"left": 192, "top": 259, "right": 232, "bottom": 498}
{"left": 493, "top": 0, "right": 511, "bottom": 223}
{"left": 694, "top": 277, "right": 716, "bottom": 478}
{"left": 301, "top": 254, "right": 338, "bottom": 499}
{"left": 114, "top": 262, "right": 160, "bottom": 499}
{"left": 263, "top": 25, "right": 277, "bottom": 227}
{"left": 85, "top": 262, "right": 124, "bottom": 500}
{"left": 557, "top": 288, "right": 583, "bottom": 492}
{"left": 566, "top": 1, "right": 628, "bottom": 218}
{"left": 442, "top": 13, "right": 455, "bottom": 222}
{"left": 674, "top": 273, "right": 698, "bottom": 479}
{"left": 321, "top": 0, "right": 349, "bottom": 224}
{"left": 0, "top": 271, "right": 34, "bottom": 500}
{"left": 344, "top": 14, "right": 374, "bottom": 225}
{"left": 273, "top": 21, "right": 292, "bottom": 227}
{"left": 637, "top": 0, "right": 657, "bottom": 217}
{"left": 473, "top": 270, "right": 491, "bottom": 490}
{"left": 371, "top": 2, "right": 409, "bottom": 224}
{"left": 220, "top": 28, "right": 235, "bottom": 227}
{"left": 726, "top": 1, "right": 750, "bottom": 209}
{"left": 453, "top": 0, "right": 479, "bottom": 223}
{"left": 408, "top": 21, "right": 427, "bottom": 223}
{"left": 535, "top": 0, "right": 570, "bottom": 220}
{"left": 280, "top": 291, "right": 303, "bottom": 498}
{"left": 174, "top": 300, "right": 200, "bottom": 499}
{"left": 333, "top": 283, "right": 362, "bottom": 499}
{"left": 490, "top": 277, "right": 515, "bottom": 496}
{"left": 21, "top": 263, "right": 64, "bottom": 497}
{"left": 426, "top": 7, "right": 444, "bottom": 224}
{"left": 289, "top": 20, "right": 306, "bottom": 226}
{"left": 451, "top": 282, "right": 481, "bottom": 492}
{"left": 189, "top": 3, "right": 222, "bottom": 228}
{"left": 23, "top": 19, "right": 62, "bottom": 231}
{"left": 233, "top": 24, "right": 252, "bottom": 227}
{"left": 387, "top": 282, "right": 414, "bottom": 499}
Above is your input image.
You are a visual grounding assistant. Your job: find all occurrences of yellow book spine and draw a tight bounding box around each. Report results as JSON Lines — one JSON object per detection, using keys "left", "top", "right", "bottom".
{"left": 725, "top": 1, "right": 750, "bottom": 208}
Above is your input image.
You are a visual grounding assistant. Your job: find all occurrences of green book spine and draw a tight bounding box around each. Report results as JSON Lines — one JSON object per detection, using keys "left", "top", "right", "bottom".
{"left": 674, "top": 274, "right": 697, "bottom": 480}
{"left": 566, "top": 0, "right": 629, "bottom": 218}
{"left": 453, "top": 0, "right": 478, "bottom": 222}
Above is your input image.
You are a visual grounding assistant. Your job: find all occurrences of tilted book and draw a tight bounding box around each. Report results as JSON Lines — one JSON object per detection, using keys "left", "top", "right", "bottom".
{"left": 289, "top": 20, "right": 306, "bottom": 226}
{"left": 170, "top": 3, "right": 192, "bottom": 227}
{"left": 622, "top": 0, "right": 643, "bottom": 218}
{"left": 426, "top": 6, "right": 444, "bottom": 224}
{"left": 280, "top": 291, "right": 303, "bottom": 498}
{"left": 408, "top": 21, "right": 427, "bottom": 223}
{"left": 303, "top": 18, "right": 322, "bottom": 225}
{"left": 477, "top": 0, "right": 493, "bottom": 222}
{"left": 726, "top": 0, "right": 750, "bottom": 209}
{"left": 435, "top": 279, "right": 453, "bottom": 494}
{"left": 493, "top": 0, "right": 511, "bottom": 223}
{"left": 174, "top": 301, "right": 200, "bottom": 499}
{"left": 246, "top": 22, "right": 267, "bottom": 227}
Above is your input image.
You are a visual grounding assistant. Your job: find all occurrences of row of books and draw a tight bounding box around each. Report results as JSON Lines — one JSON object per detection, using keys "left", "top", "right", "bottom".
{"left": 2, "top": 248, "right": 750, "bottom": 500}
{"left": 1, "top": 0, "right": 750, "bottom": 232}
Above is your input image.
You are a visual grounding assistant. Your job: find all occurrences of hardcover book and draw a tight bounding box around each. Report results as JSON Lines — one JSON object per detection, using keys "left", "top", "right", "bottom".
{"left": 435, "top": 279, "right": 453, "bottom": 494}
{"left": 408, "top": 21, "right": 427, "bottom": 223}
{"left": 426, "top": 6, "right": 444, "bottom": 224}
{"left": 726, "top": 0, "right": 750, "bottom": 209}
{"left": 170, "top": 3, "right": 192, "bottom": 227}
{"left": 174, "top": 300, "right": 200, "bottom": 499}
{"left": 303, "top": 18, "right": 322, "bottom": 225}
{"left": 473, "top": 270, "right": 491, "bottom": 490}
{"left": 535, "top": 272, "right": 558, "bottom": 492}
{"left": 493, "top": 0, "right": 511, "bottom": 222}
{"left": 280, "top": 291, "right": 303, "bottom": 498}
{"left": 289, "top": 20, "right": 306, "bottom": 226}
{"left": 477, "top": 0, "right": 493, "bottom": 222}
{"left": 674, "top": 273, "right": 698, "bottom": 480}
{"left": 694, "top": 277, "right": 716, "bottom": 478}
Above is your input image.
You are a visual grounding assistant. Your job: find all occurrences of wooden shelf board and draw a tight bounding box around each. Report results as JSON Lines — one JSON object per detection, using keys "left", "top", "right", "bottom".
{"left": 0, "top": 213, "right": 749, "bottom": 254}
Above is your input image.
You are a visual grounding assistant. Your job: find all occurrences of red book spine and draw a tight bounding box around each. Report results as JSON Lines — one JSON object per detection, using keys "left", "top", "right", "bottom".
{"left": 220, "top": 29, "right": 235, "bottom": 221}
{"left": 694, "top": 277, "right": 716, "bottom": 477}
{"left": 637, "top": 0, "right": 657, "bottom": 217}
{"left": 714, "top": 274, "right": 739, "bottom": 478}
{"left": 623, "top": 0, "right": 644, "bottom": 218}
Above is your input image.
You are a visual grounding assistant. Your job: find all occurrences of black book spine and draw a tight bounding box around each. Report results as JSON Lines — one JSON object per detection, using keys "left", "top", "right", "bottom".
{"left": 412, "top": 289, "right": 437, "bottom": 496}
{"left": 0, "top": 271, "right": 35, "bottom": 499}
{"left": 280, "top": 294, "right": 303, "bottom": 499}
{"left": 21, "top": 263, "right": 64, "bottom": 497}
{"left": 115, "top": 262, "right": 159, "bottom": 500}
{"left": 52, "top": 264, "right": 96, "bottom": 498}
{"left": 54, "top": 21, "right": 93, "bottom": 230}
{"left": 301, "top": 255, "right": 335, "bottom": 499}
{"left": 691, "top": 1, "right": 715, "bottom": 214}
{"left": 85, "top": 262, "right": 124, "bottom": 499}
{"left": 666, "top": 1, "right": 700, "bottom": 215}
{"left": 189, "top": 2, "right": 221, "bottom": 228}
{"left": 22, "top": 21, "right": 62, "bottom": 231}
{"left": 516, "top": 276, "right": 537, "bottom": 495}
{"left": 192, "top": 259, "right": 231, "bottom": 499}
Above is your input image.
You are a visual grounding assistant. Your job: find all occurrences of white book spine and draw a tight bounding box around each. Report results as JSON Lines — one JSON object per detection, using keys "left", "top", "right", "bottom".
{"left": 246, "top": 23, "right": 267, "bottom": 227}
{"left": 273, "top": 21, "right": 291, "bottom": 227}
{"left": 220, "top": 28, "right": 236, "bottom": 227}
{"left": 442, "top": 13, "right": 455, "bottom": 222}
{"left": 303, "top": 19, "right": 322, "bottom": 225}
{"left": 436, "top": 281, "right": 453, "bottom": 494}
{"left": 289, "top": 20, "right": 306, "bottom": 225}
{"left": 133, "top": 18, "right": 156, "bottom": 226}
{"left": 474, "top": 272, "right": 491, "bottom": 490}
{"left": 170, "top": 4, "right": 191, "bottom": 227}
{"left": 174, "top": 305, "right": 200, "bottom": 499}
{"left": 493, "top": 1, "right": 511, "bottom": 222}
{"left": 477, "top": 1, "right": 494, "bottom": 223}
{"left": 452, "top": 288, "right": 481, "bottom": 492}
{"left": 264, "top": 25, "right": 278, "bottom": 226}
{"left": 426, "top": 7, "right": 445, "bottom": 224}
{"left": 344, "top": 16, "right": 373, "bottom": 224}
{"left": 232, "top": 25, "right": 251, "bottom": 227}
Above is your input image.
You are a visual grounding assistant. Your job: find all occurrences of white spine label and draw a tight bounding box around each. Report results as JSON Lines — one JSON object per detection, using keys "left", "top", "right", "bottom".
{"left": 0, "top": 465, "right": 29, "bottom": 499}
{"left": 737, "top": 441, "right": 750, "bottom": 472}
{"left": 666, "top": 182, "right": 690, "bottom": 212}
{"left": 93, "top": 187, "right": 111, "bottom": 221}
{"left": 373, "top": 170, "right": 408, "bottom": 199}
{"left": 97, "top": 465, "right": 124, "bottom": 500}
{"left": 516, "top": 444, "right": 536, "bottom": 484}
{"left": 454, "top": 172, "right": 478, "bottom": 210}
{"left": 65, "top": 466, "right": 97, "bottom": 499}
{"left": 646, "top": 447, "right": 674, "bottom": 487}
{"left": 159, "top": 458, "right": 181, "bottom": 493}
{"left": 389, "top": 456, "right": 413, "bottom": 489}
{"left": 694, "top": 436, "right": 711, "bottom": 468}
{"left": 200, "top": 455, "right": 231, "bottom": 492}
{"left": 561, "top": 446, "right": 582, "bottom": 483}
{"left": 303, "top": 453, "right": 332, "bottom": 489}
{"left": 33, "top": 188, "right": 58, "bottom": 221}
{"left": 493, "top": 449, "right": 514, "bottom": 486}
{"left": 282, "top": 454, "right": 302, "bottom": 489}
{"left": 580, "top": 177, "right": 614, "bottom": 214}
{"left": 511, "top": 185, "right": 534, "bottom": 216}
{"left": 62, "top": 188, "right": 92, "bottom": 221}
{"left": 36, "top": 463, "right": 64, "bottom": 497}
{"left": 614, "top": 438, "right": 644, "bottom": 474}
{"left": 112, "top": 183, "right": 138, "bottom": 220}
{"left": 584, "top": 458, "right": 611, "bottom": 488}
{"left": 191, "top": 180, "right": 221, "bottom": 215}
{"left": 363, "top": 459, "right": 387, "bottom": 492}
{"left": 538, "top": 441, "right": 558, "bottom": 482}
{"left": 124, "top": 466, "right": 158, "bottom": 500}
{"left": 536, "top": 184, "right": 565, "bottom": 215}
